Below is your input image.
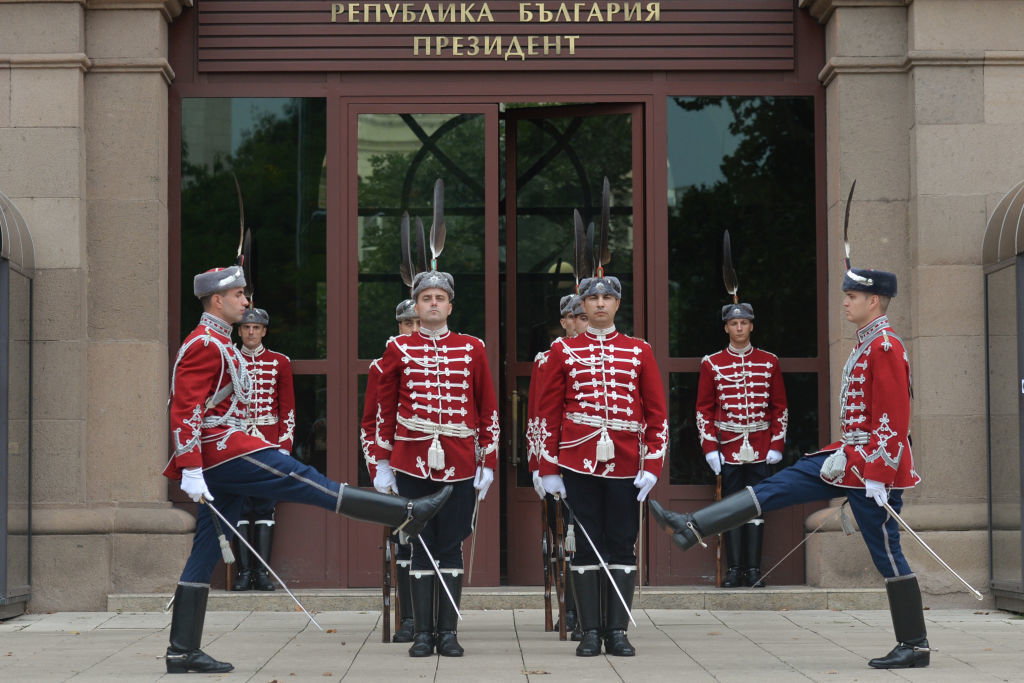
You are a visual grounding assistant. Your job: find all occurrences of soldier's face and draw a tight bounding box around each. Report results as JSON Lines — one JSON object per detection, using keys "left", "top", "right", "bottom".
{"left": 843, "top": 290, "right": 876, "bottom": 327}
{"left": 572, "top": 312, "right": 589, "bottom": 335}
{"left": 724, "top": 318, "right": 753, "bottom": 347}
{"left": 398, "top": 318, "right": 420, "bottom": 334}
{"left": 415, "top": 289, "right": 452, "bottom": 329}
{"left": 582, "top": 293, "right": 619, "bottom": 327}
{"left": 215, "top": 287, "right": 249, "bottom": 324}
{"left": 239, "top": 323, "right": 267, "bottom": 350}
{"left": 559, "top": 314, "right": 577, "bottom": 337}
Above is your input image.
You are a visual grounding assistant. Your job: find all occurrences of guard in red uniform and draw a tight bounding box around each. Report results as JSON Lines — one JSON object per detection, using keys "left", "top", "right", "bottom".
{"left": 525, "top": 293, "right": 587, "bottom": 640}
{"left": 651, "top": 265, "right": 929, "bottom": 670}
{"left": 164, "top": 266, "right": 451, "bottom": 675}
{"left": 362, "top": 298, "right": 420, "bottom": 643}
{"left": 371, "top": 270, "right": 499, "bottom": 658}
{"left": 535, "top": 274, "right": 668, "bottom": 658}
{"left": 229, "top": 307, "right": 295, "bottom": 592}
{"left": 696, "top": 302, "right": 787, "bottom": 587}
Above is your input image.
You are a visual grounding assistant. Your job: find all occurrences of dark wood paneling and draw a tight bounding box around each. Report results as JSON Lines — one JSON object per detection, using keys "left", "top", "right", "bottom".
{"left": 196, "top": 0, "right": 796, "bottom": 72}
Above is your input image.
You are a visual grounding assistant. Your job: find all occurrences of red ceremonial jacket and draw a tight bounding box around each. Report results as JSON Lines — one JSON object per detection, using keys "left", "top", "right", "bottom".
{"left": 239, "top": 344, "right": 296, "bottom": 453}
{"left": 360, "top": 358, "right": 384, "bottom": 479}
{"left": 695, "top": 346, "right": 788, "bottom": 465}
{"left": 525, "top": 347, "right": 552, "bottom": 474}
{"left": 813, "top": 315, "right": 920, "bottom": 489}
{"left": 533, "top": 327, "right": 668, "bottom": 479}
{"left": 372, "top": 326, "right": 499, "bottom": 482}
{"left": 164, "top": 313, "right": 275, "bottom": 479}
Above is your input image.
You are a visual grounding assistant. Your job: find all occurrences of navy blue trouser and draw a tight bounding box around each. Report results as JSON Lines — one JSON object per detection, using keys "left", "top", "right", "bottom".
{"left": 752, "top": 453, "right": 912, "bottom": 578}
{"left": 240, "top": 495, "right": 276, "bottom": 519}
{"left": 721, "top": 462, "right": 770, "bottom": 498}
{"left": 562, "top": 469, "right": 639, "bottom": 567}
{"left": 395, "top": 473, "right": 474, "bottom": 571}
{"left": 179, "top": 448, "right": 343, "bottom": 584}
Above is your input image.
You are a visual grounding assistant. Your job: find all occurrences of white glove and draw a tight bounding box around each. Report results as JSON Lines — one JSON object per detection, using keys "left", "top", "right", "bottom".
{"left": 180, "top": 467, "right": 213, "bottom": 503}
{"left": 705, "top": 450, "right": 723, "bottom": 476}
{"left": 474, "top": 466, "right": 495, "bottom": 500}
{"left": 373, "top": 461, "right": 398, "bottom": 494}
{"left": 542, "top": 474, "right": 566, "bottom": 498}
{"left": 531, "top": 471, "right": 546, "bottom": 500}
{"left": 864, "top": 479, "right": 888, "bottom": 507}
{"left": 820, "top": 451, "right": 847, "bottom": 480}
{"left": 633, "top": 470, "right": 657, "bottom": 501}
{"left": 766, "top": 449, "right": 783, "bottom": 465}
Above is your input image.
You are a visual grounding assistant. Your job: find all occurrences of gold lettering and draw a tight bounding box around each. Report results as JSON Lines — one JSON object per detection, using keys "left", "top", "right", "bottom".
{"left": 413, "top": 35, "right": 431, "bottom": 54}
{"left": 565, "top": 34, "right": 578, "bottom": 53}
{"left": 484, "top": 35, "right": 502, "bottom": 55}
{"left": 419, "top": 4, "right": 435, "bottom": 21}
{"left": 331, "top": 4, "right": 344, "bottom": 22}
{"left": 478, "top": 3, "right": 493, "bottom": 22}
{"left": 587, "top": 3, "right": 603, "bottom": 21}
{"left": 466, "top": 35, "right": 480, "bottom": 55}
{"left": 504, "top": 35, "right": 525, "bottom": 61}
{"left": 645, "top": 2, "right": 659, "bottom": 21}
{"left": 519, "top": 4, "right": 533, "bottom": 21}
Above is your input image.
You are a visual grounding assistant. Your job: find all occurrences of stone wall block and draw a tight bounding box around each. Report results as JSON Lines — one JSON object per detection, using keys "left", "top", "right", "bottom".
{"left": 86, "top": 9, "right": 167, "bottom": 60}
{"left": 31, "top": 419, "right": 86, "bottom": 504}
{"left": 832, "top": 6, "right": 907, "bottom": 57}
{"left": 0, "top": 67, "right": 10, "bottom": 127}
{"left": 834, "top": 74, "right": 910, "bottom": 200}
{"left": 87, "top": 342, "right": 169, "bottom": 503}
{"left": 911, "top": 0, "right": 1024, "bottom": 52}
{"left": 912, "top": 415, "right": 988, "bottom": 504}
{"left": 85, "top": 73, "right": 168, "bottom": 202}
{"left": 32, "top": 268, "right": 87, "bottom": 341}
{"left": 0, "top": 3, "right": 84, "bottom": 54}
{"left": 10, "top": 197, "right": 85, "bottom": 269}
{"left": 911, "top": 335, "right": 986, "bottom": 416}
{"left": 914, "top": 194, "right": 988, "bottom": 266}
{"left": 11, "top": 67, "right": 83, "bottom": 128}
{"left": 984, "top": 64, "right": 1024, "bottom": 125}
{"left": 87, "top": 199, "right": 167, "bottom": 340}
{"left": 912, "top": 65, "right": 984, "bottom": 125}
{"left": 111, "top": 533, "right": 189, "bottom": 594}
{"left": 916, "top": 123, "right": 1024, "bottom": 196}
{"left": 30, "top": 535, "right": 110, "bottom": 612}
{"left": 0, "top": 127, "right": 83, "bottom": 198}
{"left": 33, "top": 339, "right": 86, "bottom": 420}
{"left": 911, "top": 265, "right": 984, "bottom": 337}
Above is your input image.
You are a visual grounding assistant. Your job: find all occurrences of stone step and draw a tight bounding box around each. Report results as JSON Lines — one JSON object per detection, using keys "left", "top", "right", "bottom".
{"left": 110, "top": 586, "right": 886, "bottom": 613}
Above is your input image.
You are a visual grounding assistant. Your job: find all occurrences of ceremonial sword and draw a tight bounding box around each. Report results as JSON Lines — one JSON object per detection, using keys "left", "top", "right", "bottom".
{"left": 850, "top": 468, "right": 983, "bottom": 600}
{"left": 416, "top": 535, "right": 463, "bottom": 621}
{"left": 559, "top": 497, "right": 637, "bottom": 627}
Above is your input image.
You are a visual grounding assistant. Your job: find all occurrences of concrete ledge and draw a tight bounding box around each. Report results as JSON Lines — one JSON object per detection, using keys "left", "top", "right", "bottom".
{"left": 32, "top": 504, "right": 194, "bottom": 535}
{"left": 109, "top": 586, "right": 888, "bottom": 613}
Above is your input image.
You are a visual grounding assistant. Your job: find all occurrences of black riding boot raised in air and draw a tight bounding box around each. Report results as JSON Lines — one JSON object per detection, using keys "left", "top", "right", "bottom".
{"left": 165, "top": 583, "right": 234, "bottom": 674}
{"left": 649, "top": 488, "right": 759, "bottom": 551}
{"left": 868, "top": 574, "right": 930, "bottom": 669}
{"left": 721, "top": 528, "right": 743, "bottom": 588}
{"left": 337, "top": 484, "right": 452, "bottom": 538}
{"left": 252, "top": 520, "right": 276, "bottom": 591}
{"left": 408, "top": 572, "right": 436, "bottom": 657}
{"left": 603, "top": 566, "right": 636, "bottom": 656}
{"left": 435, "top": 570, "right": 465, "bottom": 657}
{"left": 230, "top": 520, "right": 253, "bottom": 591}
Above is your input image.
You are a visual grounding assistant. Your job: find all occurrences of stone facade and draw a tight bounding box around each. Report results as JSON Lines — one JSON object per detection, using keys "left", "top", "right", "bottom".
{"left": 3, "top": 0, "right": 1023, "bottom": 610}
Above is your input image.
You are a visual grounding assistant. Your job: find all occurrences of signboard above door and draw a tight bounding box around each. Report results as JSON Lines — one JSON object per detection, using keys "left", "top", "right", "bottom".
{"left": 196, "top": 0, "right": 796, "bottom": 72}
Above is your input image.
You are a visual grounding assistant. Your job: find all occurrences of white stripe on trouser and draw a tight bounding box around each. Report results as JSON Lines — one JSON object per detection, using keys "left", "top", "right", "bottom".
{"left": 880, "top": 514, "right": 899, "bottom": 576}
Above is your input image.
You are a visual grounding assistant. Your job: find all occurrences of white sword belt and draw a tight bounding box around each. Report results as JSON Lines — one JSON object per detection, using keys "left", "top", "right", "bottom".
{"left": 841, "top": 430, "right": 870, "bottom": 445}
{"left": 396, "top": 414, "right": 475, "bottom": 441}
{"left": 566, "top": 412, "right": 643, "bottom": 433}
{"left": 248, "top": 415, "right": 279, "bottom": 426}
{"left": 714, "top": 420, "right": 769, "bottom": 445}
{"left": 202, "top": 415, "right": 246, "bottom": 430}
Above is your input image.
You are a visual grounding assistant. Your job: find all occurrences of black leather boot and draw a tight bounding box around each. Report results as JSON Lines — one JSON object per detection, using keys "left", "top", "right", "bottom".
{"left": 230, "top": 521, "right": 253, "bottom": 591}
{"left": 252, "top": 521, "right": 276, "bottom": 591}
{"left": 649, "top": 489, "right": 759, "bottom": 551}
{"left": 869, "top": 574, "right": 930, "bottom": 669}
{"left": 603, "top": 566, "right": 636, "bottom": 656}
{"left": 743, "top": 521, "right": 766, "bottom": 588}
{"left": 721, "top": 528, "right": 743, "bottom": 588}
{"left": 338, "top": 484, "right": 451, "bottom": 538}
{"left": 408, "top": 573, "right": 436, "bottom": 657}
{"left": 435, "top": 571, "right": 464, "bottom": 657}
{"left": 392, "top": 559, "right": 415, "bottom": 643}
{"left": 165, "top": 584, "right": 234, "bottom": 674}
{"left": 573, "top": 568, "right": 602, "bottom": 657}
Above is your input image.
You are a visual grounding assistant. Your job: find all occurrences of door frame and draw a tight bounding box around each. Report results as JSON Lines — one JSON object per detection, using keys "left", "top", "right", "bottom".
{"left": 502, "top": 102, "right": 648, "bottom": 585}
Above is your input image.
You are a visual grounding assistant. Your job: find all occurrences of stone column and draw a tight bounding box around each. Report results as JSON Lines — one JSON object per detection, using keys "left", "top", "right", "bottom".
{"left": 0, "top": 0, "right": 193, "bottom": 612}
{"left": 800, "top": 0, "right": 1024, "bottom": 606}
